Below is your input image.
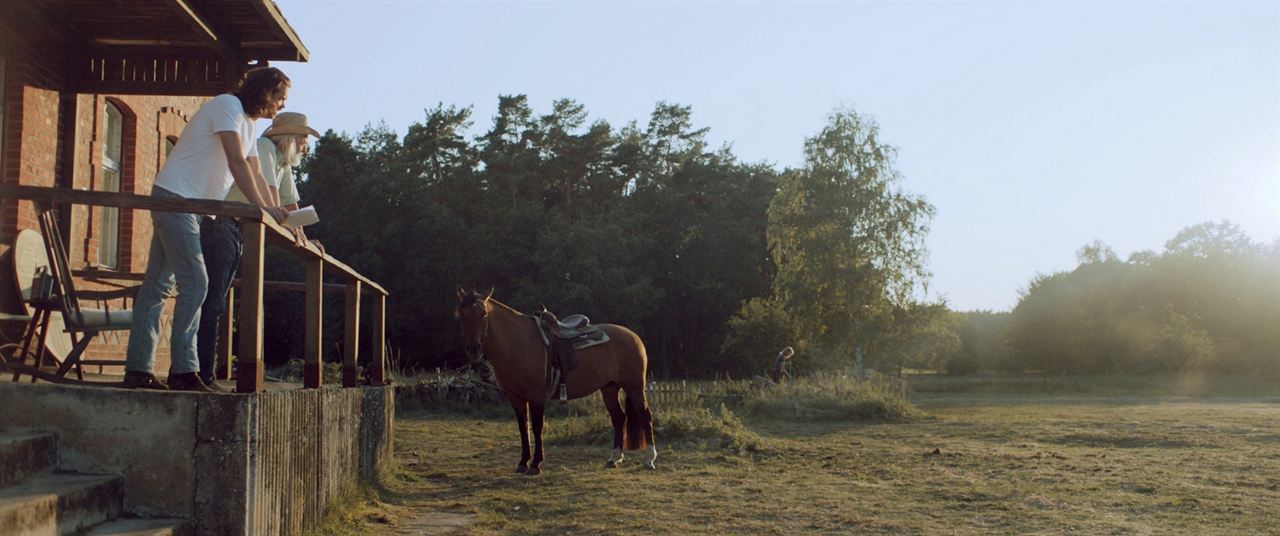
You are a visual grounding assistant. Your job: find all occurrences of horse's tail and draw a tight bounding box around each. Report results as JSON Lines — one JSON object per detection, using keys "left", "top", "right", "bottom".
{"left": 624, "top": 391, "right": 650, "bottom": 451}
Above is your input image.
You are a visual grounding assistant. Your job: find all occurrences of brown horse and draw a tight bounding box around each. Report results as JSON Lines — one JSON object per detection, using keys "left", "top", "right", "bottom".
{"left": 455, "top": 288, "right": 656, "bottom": 475}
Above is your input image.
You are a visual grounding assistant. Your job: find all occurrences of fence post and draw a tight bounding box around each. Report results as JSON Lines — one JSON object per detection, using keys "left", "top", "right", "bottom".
{"left": 342, "top": 280, "right": 361, "bottom": 387}
{"left": 370, "top": 293, "right": 386, "bottom": 385}
{"left": 303, "top": 258, "right": 323, "bottom": 388}
{"left": 235, "top": 219, "right": 265, "bottom": 393}
{"left": 215, "top": 286, "right": 234, "bottom": 380}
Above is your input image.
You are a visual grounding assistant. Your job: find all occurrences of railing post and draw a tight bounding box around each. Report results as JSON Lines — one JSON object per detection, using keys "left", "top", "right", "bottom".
{"left": 370, "top": 293, "right": 385, "bottom": 385}
{"left": 215, "top": 285, "right": 234, "bottom": 380}
{"left": 342, "top": 280, "right": 361, "bottom": 387}
{"left": 304, "top": 258, "right": 323, "bottom": 388}
{"left": 235, "top": 219, "right": 265, "bottom": 393}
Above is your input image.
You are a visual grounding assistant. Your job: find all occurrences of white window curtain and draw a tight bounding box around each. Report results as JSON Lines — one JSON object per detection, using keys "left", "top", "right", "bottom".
{"left": 98, "top": 101, "right": 123, "bottom": 268}
{"left": 0, "top": 54, "right": 6, "bottom": 178}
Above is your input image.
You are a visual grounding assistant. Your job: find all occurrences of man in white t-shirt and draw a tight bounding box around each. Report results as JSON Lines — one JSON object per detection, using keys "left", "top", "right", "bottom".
{"left": 123, "top": 68, "right": 291, "bottom": 391}
{"left": 195, "top": 111, "right": 322, "bottom": 384}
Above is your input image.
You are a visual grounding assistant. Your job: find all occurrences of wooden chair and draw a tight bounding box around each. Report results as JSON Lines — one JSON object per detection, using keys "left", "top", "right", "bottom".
{"left": 5, "top": 207, "right": 138, "bottom": 384}
{"left": 0, "top": 311, "right": 34, "bottom": 372}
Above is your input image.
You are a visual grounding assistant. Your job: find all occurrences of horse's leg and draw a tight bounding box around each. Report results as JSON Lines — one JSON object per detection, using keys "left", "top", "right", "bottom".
{"left": 527, "top": 401, "right": 546, "bottom": 476}
{"left": 642, "top": 405, "right": 658, "bottom": 470}
{"left": 511, "top": 399, "right": 531, "bottom": 473}
{"left": 623, "top": 384, "right": 658, "bottom": 470}
{"left": 601, "top": 384, "right": 626, "bottom": 468}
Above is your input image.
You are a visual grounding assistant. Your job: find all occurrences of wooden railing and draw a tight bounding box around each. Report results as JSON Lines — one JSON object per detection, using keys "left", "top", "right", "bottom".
{"left": 1, "top": 184, "right": 389, "bottom": 393}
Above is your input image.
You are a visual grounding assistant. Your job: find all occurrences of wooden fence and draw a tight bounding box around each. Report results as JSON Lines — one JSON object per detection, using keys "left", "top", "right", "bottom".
{"left": 646, "top": 372, "right": 912, "bottom": 409}
{"left": 646, "top": 380, "right": 703, "bottom": 407}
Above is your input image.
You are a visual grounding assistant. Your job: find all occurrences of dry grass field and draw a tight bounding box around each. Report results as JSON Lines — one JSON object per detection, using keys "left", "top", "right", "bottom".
{"left": 318, "top": 375, "right": 1280, "bottom": 535}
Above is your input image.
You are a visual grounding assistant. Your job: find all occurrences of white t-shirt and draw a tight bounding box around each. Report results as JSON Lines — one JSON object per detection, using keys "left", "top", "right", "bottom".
{"left": 225, "top": 137, "right": 300, "bottom": 206}
{"left": 154, "top": 94, "right": 258, "bottom": 200}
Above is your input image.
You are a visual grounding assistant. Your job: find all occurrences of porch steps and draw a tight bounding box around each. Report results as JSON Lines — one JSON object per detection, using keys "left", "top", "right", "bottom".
{"left": 0, "top": 431, "right": 190, "bottom": 535}
{"left": 0, "top": 431, "right": 56, "bottom": 488}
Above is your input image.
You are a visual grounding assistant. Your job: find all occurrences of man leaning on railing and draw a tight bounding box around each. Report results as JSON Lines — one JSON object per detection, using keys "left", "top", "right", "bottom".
{"left": 122, "top": 67, "right": 291, "bottom": 392}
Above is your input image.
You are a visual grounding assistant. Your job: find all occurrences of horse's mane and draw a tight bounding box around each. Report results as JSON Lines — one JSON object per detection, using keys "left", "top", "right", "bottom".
{"left": 488, "top": 298, "right": 526, "bottom": 317}
{"left": 461, "top": 292, "right": 526, "bottom": 318}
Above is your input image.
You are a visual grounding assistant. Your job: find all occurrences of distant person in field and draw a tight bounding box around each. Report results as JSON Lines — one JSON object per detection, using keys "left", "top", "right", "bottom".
{"left": 124, "top": 67, "right": 291, "bottom": 392}
{"left": 195, "top": 111, "right": 324, "bottom": 386}
{"left": 768, "top": 346, "right": 795, "bottom": 383}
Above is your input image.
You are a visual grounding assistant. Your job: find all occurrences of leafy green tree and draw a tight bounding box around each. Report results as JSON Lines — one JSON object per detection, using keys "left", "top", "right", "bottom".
{"left": 719, "top": 298, "right": 797, "bottom": 379}
{"left": 876, "top": 301, "right": 959, "bottom": 377}
{"left": 1076, "top": 239, "right": 1118, "bottom": 264}
{"left": 943, "top": 310, "right": 1012, "bottom": 373}
{"left": 766, "top": 107, "right": 935, "bottom": 371}
{"left": 1007, "top": 272, "right": 1083, "bottom": 376}
{"left": 1163, "top": 220, "right": 1261, "bottom": 259}
{"left": 1149, "top": 308, "right": 1216, "bottom": 372}
{"left": 1007, "top": 222, "right": 1278, "bottom": 378}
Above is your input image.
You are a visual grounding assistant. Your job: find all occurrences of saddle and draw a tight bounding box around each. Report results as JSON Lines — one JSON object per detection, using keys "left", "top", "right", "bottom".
{"left": 535, "top": 307, "right": 609, "bottom": 403}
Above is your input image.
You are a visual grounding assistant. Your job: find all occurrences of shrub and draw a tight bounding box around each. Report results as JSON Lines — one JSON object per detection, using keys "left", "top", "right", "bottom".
{"left": 740, "top": 372, "right": 921, "bottom": 422}
{"left": 944, "top": 354, "right": 979, "bottom": 376}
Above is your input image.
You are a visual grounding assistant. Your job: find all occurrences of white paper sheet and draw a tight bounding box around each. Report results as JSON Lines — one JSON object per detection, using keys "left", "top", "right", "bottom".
{"left": 283, "top": 206, "right": 319, "bottom": 227}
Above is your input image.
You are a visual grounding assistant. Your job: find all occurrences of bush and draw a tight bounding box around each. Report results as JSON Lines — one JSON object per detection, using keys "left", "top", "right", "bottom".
{"left": 395, "top": 367, "right": 508, "bottom": 415}
{"left": 546, "top": 399, "right": 766, "bottom": 455}
{"left": 739, "top": 372, "right": 921, "bottom": 422}
{"left": 944, "top": 354, "right": 979, "bottom": 376}
{"left": 718, "top": 298, "right": 797, "bottom": 379}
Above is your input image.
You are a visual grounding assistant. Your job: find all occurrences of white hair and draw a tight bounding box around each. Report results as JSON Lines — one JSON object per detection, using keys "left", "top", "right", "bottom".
{"left": 275, "top": 135, "right": 304, "bottom": 167}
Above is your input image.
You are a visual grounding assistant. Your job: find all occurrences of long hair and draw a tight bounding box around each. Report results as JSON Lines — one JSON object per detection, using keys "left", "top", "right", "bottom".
{"left": 233, "top": 67, "right": 290, "bottom": 117}
{"left": 275, "top": 135, "right": 304, "bottom": 167}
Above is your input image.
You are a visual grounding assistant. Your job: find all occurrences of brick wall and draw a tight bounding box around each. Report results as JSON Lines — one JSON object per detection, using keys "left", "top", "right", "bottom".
{"left": 1, "top": 7, "right": 210, "bottom": 374}
{"left": 0, "top": 5, "right": 66, "bottom": 344}
{"left": 70, "top": 94, "right": 205, "bottom": 367}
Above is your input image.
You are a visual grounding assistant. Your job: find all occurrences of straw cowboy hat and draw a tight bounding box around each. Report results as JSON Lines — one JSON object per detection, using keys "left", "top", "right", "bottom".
{"left": 262, "top": 112, "right": 320, "bottom": 138}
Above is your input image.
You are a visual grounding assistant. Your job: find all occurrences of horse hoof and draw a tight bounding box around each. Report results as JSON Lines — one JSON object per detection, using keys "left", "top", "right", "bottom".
{"left": 605, "top": 460, "right": 618, "bottom": 469}
{"left": 527, "top": 466, "right": 542, "bottom": 476}
{"left": 516, "top": 465, "right": 528, "bottom": 474}
{"left": 643, "top": 461, "right": 656, "bottom": 470}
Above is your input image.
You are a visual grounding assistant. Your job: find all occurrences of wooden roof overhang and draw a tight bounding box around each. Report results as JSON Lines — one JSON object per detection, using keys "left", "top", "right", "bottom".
{"left": 25, "top": 0, "right": 309, "bottom": 96}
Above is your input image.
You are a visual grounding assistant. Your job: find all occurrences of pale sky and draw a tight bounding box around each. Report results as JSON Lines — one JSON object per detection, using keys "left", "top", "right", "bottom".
{"left": 272, "top": 1, "right": 1280, "bottom": 312}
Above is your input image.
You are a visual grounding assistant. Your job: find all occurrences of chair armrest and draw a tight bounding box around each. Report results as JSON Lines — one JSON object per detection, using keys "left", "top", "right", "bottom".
{"left": 77, "top": 287, "right": 140, "bottom": 301}
{"left": 73, "top": 268, "right": 146, "bottom": 282}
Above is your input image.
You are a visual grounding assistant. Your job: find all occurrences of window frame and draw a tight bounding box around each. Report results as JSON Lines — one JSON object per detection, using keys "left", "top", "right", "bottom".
{"left": 97, "top": 100, "right": 124, "bottom": 269}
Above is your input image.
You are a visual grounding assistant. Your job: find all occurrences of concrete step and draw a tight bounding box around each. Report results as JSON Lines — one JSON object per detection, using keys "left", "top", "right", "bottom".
{"left": 0, "top": 473, "right": 124, "bottom": 536}
{"left": 85, "top": 517, "right": 192, "bottom": 535}
{"left": 0, "top": 431, "right": 57, "bottom": 488}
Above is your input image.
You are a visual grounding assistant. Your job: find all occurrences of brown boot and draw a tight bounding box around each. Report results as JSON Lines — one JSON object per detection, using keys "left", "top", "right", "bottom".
{"left": 122, "top": 371, "right": 169, "bottom": 390}
{"left": 168, "top": 373, "right": 214, "bottom": 392}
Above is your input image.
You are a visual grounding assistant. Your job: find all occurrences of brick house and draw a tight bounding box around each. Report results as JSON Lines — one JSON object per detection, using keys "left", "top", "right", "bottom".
{"left": 0, "top": 1, "right": 309, "bottom": 372}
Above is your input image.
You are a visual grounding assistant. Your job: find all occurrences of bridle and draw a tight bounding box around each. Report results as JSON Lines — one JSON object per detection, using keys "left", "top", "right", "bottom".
{"left": 462, "top": 302, "right": 490, "bottom": 365}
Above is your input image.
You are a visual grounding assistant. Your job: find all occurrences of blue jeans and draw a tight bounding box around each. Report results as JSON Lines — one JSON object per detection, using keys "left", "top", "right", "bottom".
{"left": 196, "top": 217, "right": 242, "bottom": 383}
{"left": 125, "top": 187, "right": 208, "bottom": 375}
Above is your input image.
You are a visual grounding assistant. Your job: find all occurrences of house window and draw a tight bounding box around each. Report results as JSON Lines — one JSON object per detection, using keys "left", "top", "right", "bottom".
{"left": 0, "top": 53, "right": 6, "bottom": 178}
{"left": 98, "top": 101, "right": 123, "bottom": 268}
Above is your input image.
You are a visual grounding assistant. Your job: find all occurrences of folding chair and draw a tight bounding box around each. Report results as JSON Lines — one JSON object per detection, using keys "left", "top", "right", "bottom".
{"left": 5, "top": 207, "right": 138, "bottom": 384}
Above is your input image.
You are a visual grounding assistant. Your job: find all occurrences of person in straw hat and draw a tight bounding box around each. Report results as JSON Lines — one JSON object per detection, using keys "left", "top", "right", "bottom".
{"left": 193, "top": 110, "right": 324, "bottom": 386}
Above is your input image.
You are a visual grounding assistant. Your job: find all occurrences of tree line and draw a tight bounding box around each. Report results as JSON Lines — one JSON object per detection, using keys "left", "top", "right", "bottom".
{"left": 945, "top": 223, "right": 1278, "bottom": 377}
{"left": 256, "top": 96, "right": 1277, "bottom": 380}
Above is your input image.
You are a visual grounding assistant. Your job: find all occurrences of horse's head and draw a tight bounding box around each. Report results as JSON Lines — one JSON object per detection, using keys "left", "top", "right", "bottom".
{"left": 455, "top": 286, "right": 495, "bottom": 360}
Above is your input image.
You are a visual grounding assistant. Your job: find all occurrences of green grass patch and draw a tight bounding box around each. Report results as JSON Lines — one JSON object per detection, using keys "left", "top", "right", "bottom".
{"left": 392, "top": 368, "right": 921, "bottom": 459}
{"left": 542, "top": 393, "right": 767, "bottom": 455}
{"left": 338, "top": 389, "right": 1280, "bottom": 535}
{"left": 740, "top": 373, "right": 923, "bottom": 422}
{"left": 907, "top": 371, "right": 1280, "bottom": 398}
{"left": 307, "top": 479, "right": 388, "bottom": 536}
